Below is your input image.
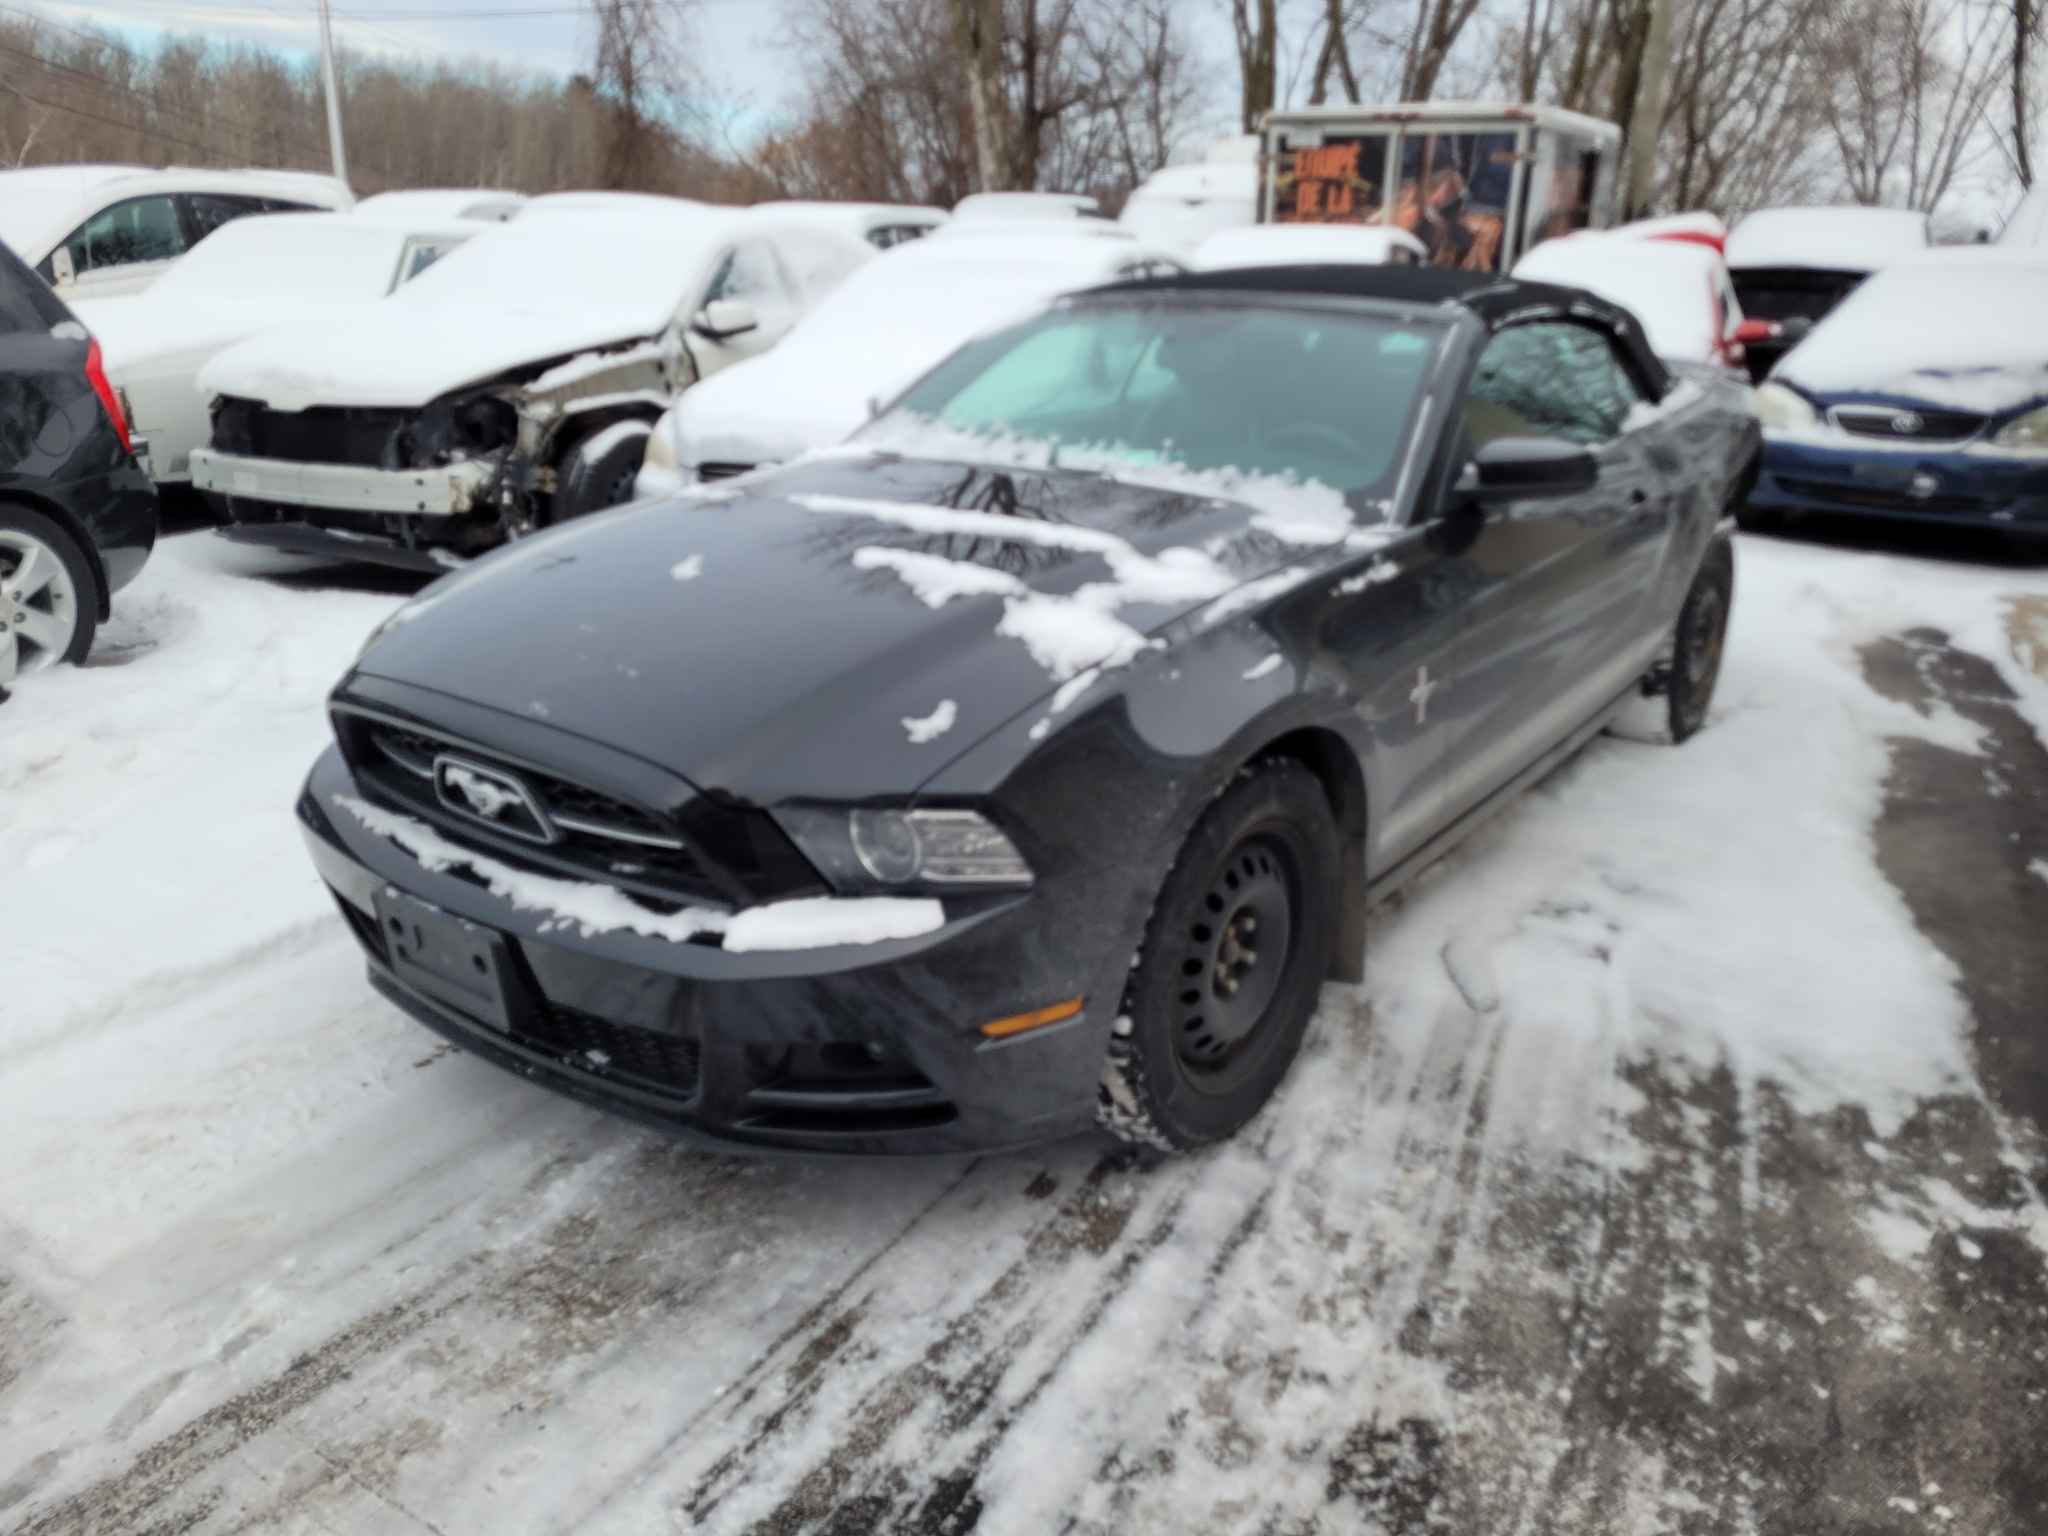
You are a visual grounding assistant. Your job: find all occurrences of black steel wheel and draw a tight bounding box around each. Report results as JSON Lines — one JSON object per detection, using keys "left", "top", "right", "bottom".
{"left": 1667, "top": 539, "right": 1734, "bottom": 743}
{"left": 551, "top": 420, "right": 653, "bottom": 525}
{"left": 1100, "top": 759, "right": 1340, "bottom": 1151}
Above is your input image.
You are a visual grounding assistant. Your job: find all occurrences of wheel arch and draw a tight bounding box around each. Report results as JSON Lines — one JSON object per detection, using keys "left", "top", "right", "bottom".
{"left": 1246, "top": 724, "right": 1368, "bottom": 985}
{"left": 0, "top": 488, "right": 110, "bottom": 619}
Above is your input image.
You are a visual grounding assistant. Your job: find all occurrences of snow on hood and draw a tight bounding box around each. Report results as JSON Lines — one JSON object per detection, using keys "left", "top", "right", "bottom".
{"left": 352, "top": 454, "right": 1367, "bottom": 803}
{"left": 0, "top": 164, "right": 140, "bottom": 261}
{"left": 200, "top": 209, "right": 741, "bottom": 409}
{"left": 1726, "top": 206, "right": 1929, "bottom": 274}
{"left": 1515, "top": 233, "right": 1721, "bottom": 362}
{"left": 1776, "top": 251, "right": 2048, "bottom": 412}
{"left": 662, "top": 238, "right": 1157, "bottom": 467}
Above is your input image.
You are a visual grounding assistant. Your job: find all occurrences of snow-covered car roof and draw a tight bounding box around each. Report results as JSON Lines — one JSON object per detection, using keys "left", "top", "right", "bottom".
{"left": 1195, "top": 223, "right": 1426, "bottom": 271}
{"left": 659, "top": 232, "right": 1181, "bottom": 465}
{"left": 353, "top": 188, "right": 527, "bottom": 224}
{"left": 1124, "top": 162, "right": 1259, "bottom": 204}
{"left": 1726, "top": 205, "right": 1930, "bottom": 274}
{"left": 748, "top": 200, "right": 947, "bottom": 241}
{"left": 0, "top": 164, "right": 350, "bottom": 263}
{"left": 1264, "top": 100, "right": 1620, "bottom": 141}
{"left": 1619, "top": 210, "right": 1729, "bottom": 251}
{"left": 953, "top": 191, "right": 1104, "bottom": 222}
{"left": 517, "top": 190, "right": 720, "bottom": 221}
{"left": 1119, "top": 163, "right": 1260, "bottom": 253}
{"left": 1774, "top": 248, "right": 2048, "bottom": 410}
{"left": 2000, "top": 186, "right": 2048, "bottom": 248}
{"left": 202, "top": 207, "right": 748, "bottom": 409}
{"left": 1514, "top": 232, "right": 1727, "bottom": 363}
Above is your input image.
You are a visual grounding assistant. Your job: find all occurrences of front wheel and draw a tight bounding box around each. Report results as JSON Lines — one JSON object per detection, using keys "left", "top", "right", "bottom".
{"left": 0, "top": 508, "right": 97, "bottom": 683}
{"left": 1667, "top": 539, "right": 1734, "bottom": 743}
{"left": 1099, "top": 760, "right": 1340, "bottom": 1151}
{"left": 551, "top": 420, "right": 653, "bottom": 525}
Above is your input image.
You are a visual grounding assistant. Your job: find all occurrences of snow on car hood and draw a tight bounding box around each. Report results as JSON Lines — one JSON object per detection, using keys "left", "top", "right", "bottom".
{"left": 663, "top": 238, "right": 1160, "bottom": 469}
{"left": 198, "top": 210, "right": 738, "bottom": 409}
{"left": 1776, "top": 252, "right": 2048, "bottom": 412}
{"left": 79, "top": 294, "right": 384, "bottom": 375}
{"left": 1726, "top": 206, "right": 1928, "bottom": 274}
{"left": 349, "top": 454, "right": 1361, "bottom": 804}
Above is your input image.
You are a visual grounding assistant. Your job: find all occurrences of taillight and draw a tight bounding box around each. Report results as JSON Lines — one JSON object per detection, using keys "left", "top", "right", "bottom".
{"left": 83, "top": 337, "right": 134, "bottom": 456}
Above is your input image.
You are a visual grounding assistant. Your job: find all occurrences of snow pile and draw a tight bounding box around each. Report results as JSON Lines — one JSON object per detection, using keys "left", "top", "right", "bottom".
{"left": 901, "top": 699, "right": 958, "bottom": 744}
{"left": 1776, "top": 251, "right": 2048, "bottom": 409}
{"left": 670, "top": 554, "right": 704, "bottom": 582}
{"left": 336, "top": 796, "right": 943, "bottom": 952}
{"left": 853, "top": 415, "right": 1383, "bottom": 545}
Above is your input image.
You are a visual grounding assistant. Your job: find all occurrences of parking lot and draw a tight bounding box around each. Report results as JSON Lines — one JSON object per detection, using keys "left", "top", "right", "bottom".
{"left": 4, "top": 520, "right": 2045, "bottom": 1535}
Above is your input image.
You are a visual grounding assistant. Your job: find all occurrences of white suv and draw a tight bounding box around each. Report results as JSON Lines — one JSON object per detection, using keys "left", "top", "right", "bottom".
{"left": 0, "top": 166, "right": 351, "bottom": 302}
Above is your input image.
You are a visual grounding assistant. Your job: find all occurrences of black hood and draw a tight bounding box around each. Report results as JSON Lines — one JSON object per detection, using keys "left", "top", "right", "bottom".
{"left": 349, "top": 455, "right": 1337, "bottom": 805}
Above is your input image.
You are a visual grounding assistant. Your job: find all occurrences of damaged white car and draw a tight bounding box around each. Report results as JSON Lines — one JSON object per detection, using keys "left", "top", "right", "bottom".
{"left": 190, "top": 200, "right": 875, "bottom": 570}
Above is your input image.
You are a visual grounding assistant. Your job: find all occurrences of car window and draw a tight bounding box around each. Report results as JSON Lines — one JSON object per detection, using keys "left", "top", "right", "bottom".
{"left": 0, "top": 243, "right": 67, "bottom": 333}
{"left": 1464, "top": 321, "right": 1643, "bottom": 448}
{"left": 868, "top": 223, "right": 932, "bottom": 249}
{"left": 705, "top": 238, "right": 799, "bottom": 328}
{"left": 397, "top": 237, "right": 465, "bottom": 287}
{"left": 184, "top": 193, "right": 269, "bottom": 244}
{"left": 48, "top": 194, "right": 187, "bottom": 277}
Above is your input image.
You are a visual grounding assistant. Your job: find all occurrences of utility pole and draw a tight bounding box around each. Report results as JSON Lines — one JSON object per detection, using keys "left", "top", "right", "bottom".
{"left": 1623, "top": 0, "right": 1675, "bottom": 218}
{"left": 317, "top": 0, "right": 353, "bottom": 201}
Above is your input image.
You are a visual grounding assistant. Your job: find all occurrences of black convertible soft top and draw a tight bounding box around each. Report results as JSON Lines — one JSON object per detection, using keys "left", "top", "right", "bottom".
{"left": 1091, "top": 262, "right": 1673, "bottom": 399}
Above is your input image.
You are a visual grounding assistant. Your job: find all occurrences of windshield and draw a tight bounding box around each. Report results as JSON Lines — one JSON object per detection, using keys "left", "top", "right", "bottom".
{"left": 151, "top": 218, "right": 441, "bottom": 304}
{"left": 867, "top": 302, "right": 1442, "bottom": 512}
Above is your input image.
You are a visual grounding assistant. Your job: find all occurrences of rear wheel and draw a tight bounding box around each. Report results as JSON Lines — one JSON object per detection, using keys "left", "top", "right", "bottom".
{"left": 551, "top": 420, "right": 653, "bottom": 525}
{"left": 1667, "top": 539, "right": 1734, "bottom": 743}
{"left": 0, "top": 508, "right": 97, "bottom": 682}
{"left": 1098, "top": 760, "right": 1340, "bottom": 1151}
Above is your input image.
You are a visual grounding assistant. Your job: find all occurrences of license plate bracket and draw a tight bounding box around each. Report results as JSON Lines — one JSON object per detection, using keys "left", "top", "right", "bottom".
{"left": 373, "top": 886, "right": 515, "bottom": 1033}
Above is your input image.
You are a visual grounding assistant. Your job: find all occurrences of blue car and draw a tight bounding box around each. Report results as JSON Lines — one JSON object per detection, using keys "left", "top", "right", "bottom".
{"left": 1744, "top": 251, "right": 2048, "bottom": 545}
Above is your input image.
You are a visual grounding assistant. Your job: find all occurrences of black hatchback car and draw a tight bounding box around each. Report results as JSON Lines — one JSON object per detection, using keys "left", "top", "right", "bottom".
{"left": 298, "top": 267, "right": 1759, "bottom": 1156}
{"left": 0, "top": 239, "right": 157, "bottom": 684}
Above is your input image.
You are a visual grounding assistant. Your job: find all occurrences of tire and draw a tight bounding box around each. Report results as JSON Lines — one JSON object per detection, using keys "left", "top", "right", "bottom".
{"left": 0, "top": 507, "right": 98, "bottom": 683}
{"left": 550, "top": 420, "right": 653, "bottom": 525}
{"left": 1667, "top": 538, "right": 1734, "bottom": 744}
{"left": 1098, "top": 760, "right": 1341, "bottom": 1152}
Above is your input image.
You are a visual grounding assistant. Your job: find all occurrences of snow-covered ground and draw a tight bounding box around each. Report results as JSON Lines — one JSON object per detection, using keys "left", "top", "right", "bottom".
{"left": 3, "top": 530, "right": 2047, "bottom": 1533}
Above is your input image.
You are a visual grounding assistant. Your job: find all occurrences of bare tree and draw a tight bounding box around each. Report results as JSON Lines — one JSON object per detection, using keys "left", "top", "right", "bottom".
{"left": 944, "top": 0, "right": 1007, "bottom": 190}
{"left": 590, "top": 0, "right": 696, "bottom": 189}
{"left": 1400, "top": 0, "right": 1487, "bottom": 99}
{"left": 2012, "top": 0, "right": 2040, "bottom": 186}
{"left": 1232, "top": 0, "right": 1278, "bottom": 131}
{"left": 1822, "top": 0, "right": 2012, "bottom": 210}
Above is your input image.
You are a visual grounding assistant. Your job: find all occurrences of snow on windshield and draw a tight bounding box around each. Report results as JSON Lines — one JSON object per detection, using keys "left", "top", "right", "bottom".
{"left": 1778, "top": 253, "right": 2048, "bottom": 409}
{"left": 145, "top": 215, "right": 422, "bottom": 304}
{"left": 396, "top": 208, "right": 742, "bottom": 331}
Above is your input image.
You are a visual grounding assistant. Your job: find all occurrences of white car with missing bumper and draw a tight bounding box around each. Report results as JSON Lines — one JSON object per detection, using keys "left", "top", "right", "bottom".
{"left": 637, "top": 228, "right": 1183, "bottom": 493}
{"left": 190, "top": 199, "right": 878, "bottom": 571}
{"left": 76, "top": 212, "right": 478, "bottom": 488}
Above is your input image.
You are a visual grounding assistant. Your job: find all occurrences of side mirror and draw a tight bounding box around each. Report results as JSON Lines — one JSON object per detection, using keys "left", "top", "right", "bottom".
{"left": 1456, "top": 436, "right": 1598, "bottom": 503}
{"left": 50, "top": 246, "right": 76, "bottom": 287}
{"left": 691, "top": 298, "right": 758, "bottom": 342}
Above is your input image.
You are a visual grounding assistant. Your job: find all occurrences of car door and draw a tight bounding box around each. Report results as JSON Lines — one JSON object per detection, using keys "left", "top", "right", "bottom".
{"left": 687, "top": 239, "right": 802, "bottom": 379}
{"left": 40, "top": 194, "right": 189, "bottom": 300}
{"left": 1430, "top": 319, "right": 1670, "bottom": 829}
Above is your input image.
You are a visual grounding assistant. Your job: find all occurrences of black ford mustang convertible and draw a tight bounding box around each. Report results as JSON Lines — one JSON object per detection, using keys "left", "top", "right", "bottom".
{"left": 299, "top": 267, "right": 1759, "bottom": 1155}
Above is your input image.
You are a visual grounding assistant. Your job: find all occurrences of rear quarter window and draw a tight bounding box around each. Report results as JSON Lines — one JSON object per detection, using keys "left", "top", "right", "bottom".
{"left": 0, "top": 241, "right": 70, "bottom": 334}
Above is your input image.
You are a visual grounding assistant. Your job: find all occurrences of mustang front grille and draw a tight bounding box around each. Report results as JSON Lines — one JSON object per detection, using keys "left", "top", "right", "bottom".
{"left": 515, "top": 1005, "right": 702, "bottom": 1101}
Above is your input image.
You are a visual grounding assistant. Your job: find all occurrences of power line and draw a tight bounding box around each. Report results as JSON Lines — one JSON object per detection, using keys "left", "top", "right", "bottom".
{"left": 0, "top": 67, "right": 254, "bottom": 161}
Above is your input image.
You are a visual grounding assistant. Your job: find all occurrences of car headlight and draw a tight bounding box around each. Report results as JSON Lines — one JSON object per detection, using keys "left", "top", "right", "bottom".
{"left": 1990, "top": 405, "right": 2048, "bottom": 454}
{"left": 1752, "top": 382, "right": 1820, "bottom": 431}
{"left": 778, "top": 806, "right": 1034, "bottom": 891}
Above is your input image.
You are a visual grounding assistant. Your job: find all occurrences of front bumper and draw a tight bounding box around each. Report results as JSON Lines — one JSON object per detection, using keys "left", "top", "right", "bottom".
{"left": 299, "top": 746, "right": 1110, "bottom": 1154}
{"left": 1751, "top": 435, "right": 2048, "bottom": 530}
{"left": 191, "top": 447, "right": 494, "bottom": 517}
{"left": 217, "top": 521, "right": 456, "bottom": 574}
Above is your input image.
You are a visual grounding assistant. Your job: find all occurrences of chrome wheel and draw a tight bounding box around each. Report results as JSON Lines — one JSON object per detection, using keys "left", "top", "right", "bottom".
{"left": 0, "top": 527, "right": 83, "bottom": 683}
